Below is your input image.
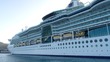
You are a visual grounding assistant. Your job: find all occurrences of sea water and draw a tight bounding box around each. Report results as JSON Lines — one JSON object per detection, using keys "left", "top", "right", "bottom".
{"left": 0, "top": 54, "right": 110, "bottom": 62}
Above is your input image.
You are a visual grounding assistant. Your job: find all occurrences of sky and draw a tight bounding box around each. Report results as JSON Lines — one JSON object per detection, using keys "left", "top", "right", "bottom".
{"left": 0, "top": 0, "right": 93, "bottom": 44}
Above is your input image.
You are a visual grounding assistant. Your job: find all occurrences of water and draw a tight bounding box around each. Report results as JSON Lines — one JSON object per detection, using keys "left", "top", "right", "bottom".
{"left": 0, "top": 54, "right": 110, "bottom": 62}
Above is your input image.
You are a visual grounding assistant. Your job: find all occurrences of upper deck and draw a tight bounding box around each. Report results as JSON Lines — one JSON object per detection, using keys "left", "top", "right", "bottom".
{"left": 10, "top": 0, "right": 110, "bottom": 46}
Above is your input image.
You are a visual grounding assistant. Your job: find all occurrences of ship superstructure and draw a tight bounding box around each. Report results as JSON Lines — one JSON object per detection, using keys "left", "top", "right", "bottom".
{"left": 8, "top": 0, "right": 110, "bottom": 57}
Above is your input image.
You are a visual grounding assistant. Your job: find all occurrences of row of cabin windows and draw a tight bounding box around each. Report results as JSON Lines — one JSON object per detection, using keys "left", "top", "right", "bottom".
{"left": 53, "top": 15, "right": 109, "bottom": 32}
{"left": 53, "top": 4, "right": 110, "bottom": 27}
{"left": 20, "top": 33, "right": 41, "bottom": 40}
{"left": 40, "top": 44, "right": 109, "bottom": 50}
{"left": 15, "top": 38, "right": 109, "bottom": 49}
{"left": 39, "top": 38, "right": 109, "bottom": 50}
{"left": 58, "top": 38, "right": 108, "bottom": 46}
{"left": 53, "top": 5, "right": 104, "bottom": 26}
{"left": 72, "top": 6, "right": 110, "bottom": 21}
{"left": 53, "top": 7, "right": 110, "bottom": 29}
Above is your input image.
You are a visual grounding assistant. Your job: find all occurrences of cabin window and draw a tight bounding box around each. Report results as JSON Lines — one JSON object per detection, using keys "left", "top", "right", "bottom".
{"left": 89, "top": 25, "right": 107, "bottom": 37}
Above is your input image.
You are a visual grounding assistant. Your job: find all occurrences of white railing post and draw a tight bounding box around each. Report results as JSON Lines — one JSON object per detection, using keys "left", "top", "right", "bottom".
{"left": 72, "top": 31, "right": 74, "bottom": 39}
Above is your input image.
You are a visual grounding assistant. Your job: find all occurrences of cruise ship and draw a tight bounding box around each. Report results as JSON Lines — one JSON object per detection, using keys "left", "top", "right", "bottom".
{"left": 8, "top": 0, "right": 110, "bottom": 57}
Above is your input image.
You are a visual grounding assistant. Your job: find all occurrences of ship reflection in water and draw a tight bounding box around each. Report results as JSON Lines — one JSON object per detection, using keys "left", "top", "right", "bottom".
{"left": 0, "top": 54, "right": 110, "bottom": 62}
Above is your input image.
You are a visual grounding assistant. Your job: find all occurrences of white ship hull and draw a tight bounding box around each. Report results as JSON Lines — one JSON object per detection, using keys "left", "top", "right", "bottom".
{"left": 8, "top": 35, "right": 110, "bottom": 57}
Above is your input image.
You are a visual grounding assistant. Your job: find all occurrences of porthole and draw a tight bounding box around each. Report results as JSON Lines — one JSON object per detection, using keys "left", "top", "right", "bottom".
{"left": 63, "top": 47, "right": 65, "bottom": 49}
{"left": 72, "top": 46, "right": 74, "bottom": 48}
{"left": 60, "top": 47, "right": 62, "bottom": 49}
{"left": 79, "top": 46, "right": 81, "bottom": 48}
{"left": 94, "top": 39, "right": 98, "bottom": 43}
{"left": 78, "top": 41, "right": 80, "bottom": 44}
{"left": 105, "top": 38, "right": 108, "bottom": 42}
{"left": 86, "top": 45, "right": 88, "bottom": 48}
{"left": 75, "top": 46, "right": 77, "bottom": 48}
{"left": 82, "top": 46, "right": 84, "bottom": 48}
{"left": 63, "top": 43, "right": 65, "bottom": 45}
{"left": 58, "top": 44, "right": 59, "bottom": 46}
{"left": 100, "top": 44, "right": 103, "bottom": 47}
{"left": 90, "top": 40, "right": 93, "bottom": 43}
{"left": 101, "top": 50, "right": 103, "bottom": 52}
{"left": 99, "top": 39, "right": 103, "bottom": 42}
{"left": 95, "top": 45, "right": 98, "bottom": 47}
{"left": 75, "top": 42, "right": 77, "bottom": 44}
{"left": 56, "top": 47, "right": 57, "bottom": 49}
{"left": 65, "top": 43, "right": 67, "bottom": 45}
{"left": 60, "top": 43, "right": 62, "bottom": 46}
{"left": 72, "top": 42, "right": 74, "bottom": 44}
{"left": 82, "top": 41, "right": 84, "bottom": 44}
{"left": 68, "top": 42, "right": 71, "bottom": 45}
{"left": 105, "top": 44, "right": 108, "bottom": 47}
{"left": 86, "top": 40, "right": 88, "bottom": 43}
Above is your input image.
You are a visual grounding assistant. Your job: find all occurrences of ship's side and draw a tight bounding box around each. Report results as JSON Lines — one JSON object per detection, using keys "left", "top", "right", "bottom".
{"left": 8, "top": 0, "right": 110, "bottom": 57}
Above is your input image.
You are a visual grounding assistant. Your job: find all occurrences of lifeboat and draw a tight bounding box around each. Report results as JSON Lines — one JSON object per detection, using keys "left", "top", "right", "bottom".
{"left": 62, "top": 32, "right": 72, "bottom": 40}
{"left": 53, "top": 35, "right": 61, "bottom": 42}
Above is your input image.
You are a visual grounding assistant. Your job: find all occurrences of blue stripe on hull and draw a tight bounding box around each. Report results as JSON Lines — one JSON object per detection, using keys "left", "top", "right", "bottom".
{"left": 12, "top": 54, "right": 110, "bottom": 59}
